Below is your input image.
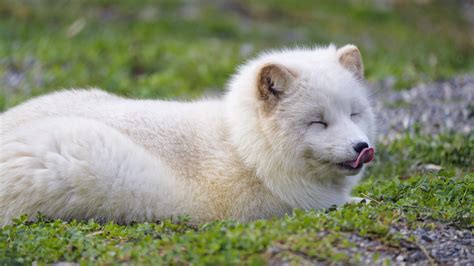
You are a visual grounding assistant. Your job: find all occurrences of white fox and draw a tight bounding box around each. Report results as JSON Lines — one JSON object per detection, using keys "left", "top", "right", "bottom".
{"left": 0, "top": 44, "right": 375, "bottom": 225}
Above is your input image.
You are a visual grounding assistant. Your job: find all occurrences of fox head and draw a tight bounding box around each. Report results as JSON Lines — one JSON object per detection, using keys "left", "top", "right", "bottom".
{"left": 225, "top": 44, "right": 376, "bottom": 207}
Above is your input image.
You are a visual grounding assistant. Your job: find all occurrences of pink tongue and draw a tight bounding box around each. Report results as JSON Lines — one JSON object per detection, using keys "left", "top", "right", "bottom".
{"left": 346, "top": 147, "right": 375, "bottom": 168}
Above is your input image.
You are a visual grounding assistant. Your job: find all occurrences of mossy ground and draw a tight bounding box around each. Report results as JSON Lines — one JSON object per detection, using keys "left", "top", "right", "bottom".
{"left": 0, "top": 0, "right": 473, "bottom": 264}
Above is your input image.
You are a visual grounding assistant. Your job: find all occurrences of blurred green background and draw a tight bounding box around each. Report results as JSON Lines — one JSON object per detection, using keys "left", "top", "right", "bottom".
{"left": 0, "top": 0, "right": 473, "bottom": 110}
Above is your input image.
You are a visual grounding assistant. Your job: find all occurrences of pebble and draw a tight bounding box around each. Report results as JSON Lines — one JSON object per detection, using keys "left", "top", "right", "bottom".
{"left": 372, "top": 75, "right": 474, "bottom": 142}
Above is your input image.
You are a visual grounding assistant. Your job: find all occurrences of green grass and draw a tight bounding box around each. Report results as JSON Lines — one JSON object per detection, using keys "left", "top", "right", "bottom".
{"left": 0, "top": 0, "right": 473, "bottom": 264}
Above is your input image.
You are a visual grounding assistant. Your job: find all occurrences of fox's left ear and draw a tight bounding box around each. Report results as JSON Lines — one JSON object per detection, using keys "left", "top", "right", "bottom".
{"left": 337, "top": 44, "right": 364, "bottom": 79}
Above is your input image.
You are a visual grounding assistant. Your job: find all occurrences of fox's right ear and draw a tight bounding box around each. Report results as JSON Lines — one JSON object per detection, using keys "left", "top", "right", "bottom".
{"left": 337, "top": 44, "right": 364, "bottom": 80}
{"left": 257, "top": 63, "right": 296, "bottom": 111}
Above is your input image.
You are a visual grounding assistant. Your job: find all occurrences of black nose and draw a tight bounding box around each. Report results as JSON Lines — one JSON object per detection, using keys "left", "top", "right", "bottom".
{"left": 353, "top": 142, "right": 369, "bottom": 153}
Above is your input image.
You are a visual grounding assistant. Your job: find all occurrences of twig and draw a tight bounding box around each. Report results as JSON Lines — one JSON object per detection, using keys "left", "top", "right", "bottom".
{"left": 360, "top": 193, "right": 381, "bottom": 204}
{"left": 412, "top": 239, "right": 437, "bottom": 266}
{"left": 86, "top": 230, "right": 104, "bottom": 237}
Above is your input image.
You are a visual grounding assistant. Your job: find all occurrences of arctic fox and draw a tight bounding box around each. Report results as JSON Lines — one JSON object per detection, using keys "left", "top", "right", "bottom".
{"left": 0, "top": 44, "right": 375, "bottom": 226}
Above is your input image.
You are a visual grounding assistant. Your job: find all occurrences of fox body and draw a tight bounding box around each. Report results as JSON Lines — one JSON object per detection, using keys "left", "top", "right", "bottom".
{"left": 0, "top": 44, "right": 375, "bottom": 225}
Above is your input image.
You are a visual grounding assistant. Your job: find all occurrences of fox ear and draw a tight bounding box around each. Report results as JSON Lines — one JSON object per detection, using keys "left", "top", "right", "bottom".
{"left": 257, "top": 63, "right": 296, "bottom": 110}
{"left": 337, "top": 44, "right": 364, "bottom": 79}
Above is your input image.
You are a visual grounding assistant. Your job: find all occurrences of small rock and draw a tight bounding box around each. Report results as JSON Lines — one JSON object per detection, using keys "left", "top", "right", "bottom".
{"left": 420, "top": 234, "right": 433, "bottom": 243}
{"left": 396, "top": 254, "right": 405, "bottom": 262}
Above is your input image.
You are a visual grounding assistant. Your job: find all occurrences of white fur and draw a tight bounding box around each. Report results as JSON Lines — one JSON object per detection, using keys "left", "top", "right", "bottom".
{"left": 0, "top": 45, "right": 376, "bottom": 226}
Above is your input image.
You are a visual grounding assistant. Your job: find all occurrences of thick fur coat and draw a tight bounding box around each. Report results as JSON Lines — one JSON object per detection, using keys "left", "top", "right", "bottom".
{"left": 0, "top": 44, "right": 376, "bottom": 226}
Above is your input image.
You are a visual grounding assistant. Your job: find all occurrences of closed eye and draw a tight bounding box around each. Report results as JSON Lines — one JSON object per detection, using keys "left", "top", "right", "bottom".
{"left": 351, "top": 113, "right": 359, "bottom": 117}
{"left": 310, "top": 121, "right": 328, "bottom": 128}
